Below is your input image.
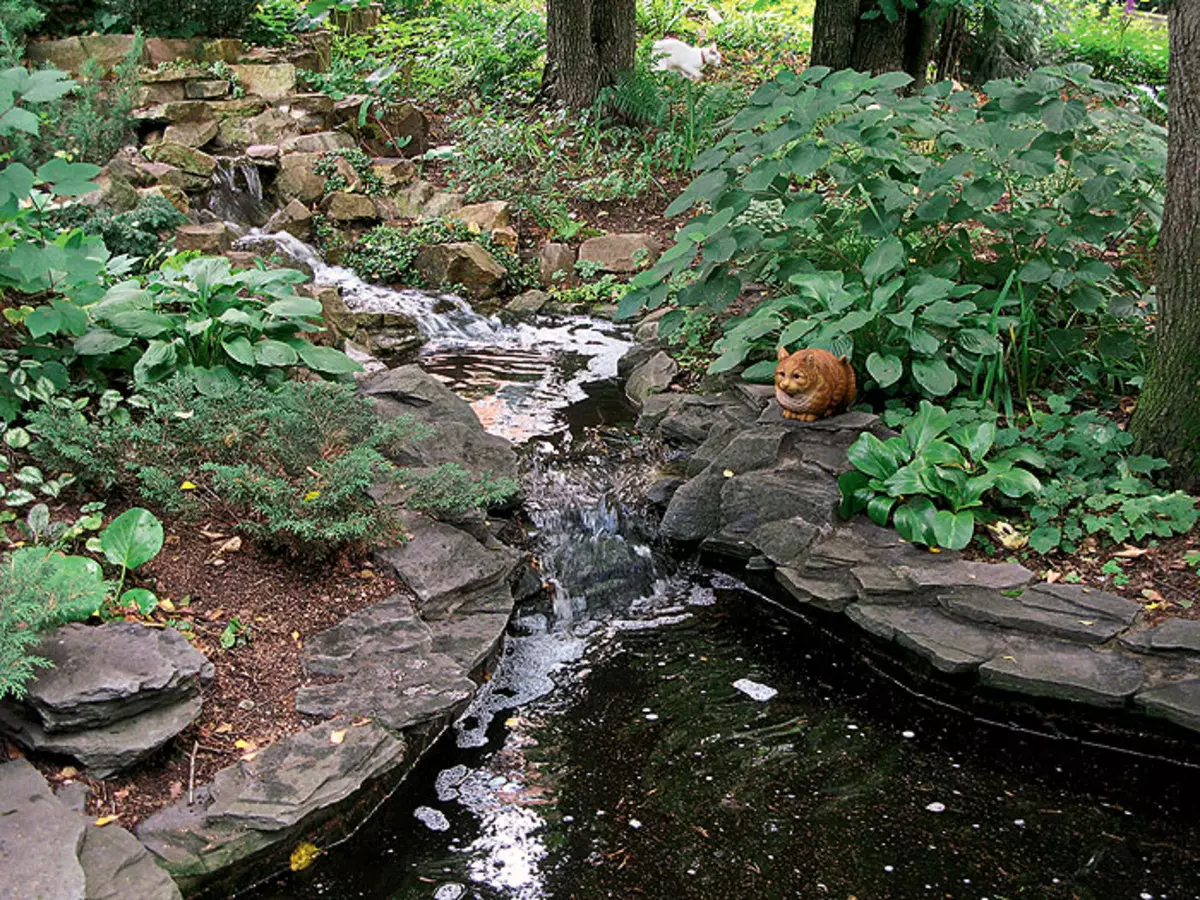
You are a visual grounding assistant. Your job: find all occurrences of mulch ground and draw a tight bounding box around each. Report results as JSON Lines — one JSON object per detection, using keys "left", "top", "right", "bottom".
{"left": 1, "top": 490, "right": 401, "bottom": 827}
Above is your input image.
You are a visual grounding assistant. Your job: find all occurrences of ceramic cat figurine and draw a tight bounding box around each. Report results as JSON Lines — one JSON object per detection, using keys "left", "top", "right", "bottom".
{"left": 651, "top": 38, "right": 723, "bottom": 81}
{"left": 774, "top": 346, "right": 857, "bottom": 422}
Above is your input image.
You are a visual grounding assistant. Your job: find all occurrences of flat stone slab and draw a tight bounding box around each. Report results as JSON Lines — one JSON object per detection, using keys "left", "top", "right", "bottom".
{"left": 979, "top": 639, "right": 1144, "bottom": 708}
{"left": 942, "top": 583, "right": 1138, "bottom": 643}
{"left": 0, "top": 694, "right": 202, "bottom": 778}
{"left": 776, "top": 567, "right": 858, "bottom": 613}
{"left": 295, "top": 595, "right": 477, "bottom": 732}
{"left": 139, "top": 718, "right": 407, "bottom": 880}
{"left": 846, "top": 605, "right": 1002, "bottom": 674}
{"left": 16, "top": 622, "right": 212, "bottom": 732}
{"left": 0, "top": 759, "right": 87, "bottom": 900}
{"left": 1134, "top": 679, "right": 1200, "bottom": 735}
{"left": 1122, "top": 619, "right": 1200, "bottom": 657}
{"left": 427, "top": 611, "right": 511, "bottom": 674}
{"left": 375, "top": 513, "right": 518, "bottom": 617}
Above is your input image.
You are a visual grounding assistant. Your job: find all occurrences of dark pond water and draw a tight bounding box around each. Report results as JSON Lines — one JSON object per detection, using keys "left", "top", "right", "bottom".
{"left": 247, "top": 375, "right": 1200, "bottom": 900}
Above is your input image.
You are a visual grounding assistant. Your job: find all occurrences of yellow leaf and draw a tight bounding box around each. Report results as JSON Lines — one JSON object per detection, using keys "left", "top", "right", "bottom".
{"left": 722, "top": 469, "right": 735, "bottom": 478}
{"left": 59, "top": 766, "right": 78, "bottom": 779}
{"left": 351, "top": 716, "right": 372, "bottom": 727}
{"left": 1145, "top": 601, "right": 1164, "bottom": 611}
{"left": 292, "top": 631, "right": 301, "bottom": 641}
{"left": 180, "top": 481, "right": 197, "bottom": 491}
{"left": 1003, "top": 655, "right": 1016, "bottom": 661}
{"left": 1114, "top": 545, "right": 1150, "bottom": 558}
{"left": 329, "top": 729, "right": 346, "bottom": 745}
{"left": 303, "top": 490, "right": 321, "bottom": 502}
{"left": 290, "top": 842, "right": 321, "bottom": 872}
{"left": 214, "top": 723, "right": 233, "bottom": 734}
{"left": 94, "top": 815, "right": 120, "bottom": 827}
{"left": 505, "top": 717, "right": 519, "bottom": 728}
{"left": 159, "top": 598, "right": 175, "bottom": 612}
{"left": 1079, "top": 620, "right": 1095, "bottom": 626}
{"left": 234, "top": 738, "right": 256, "bottom": 751}
{"left": 987, "top": 521, "right": 1028, "bottom": 550}
{"left": 928, "top": 547, "right": 941, "bottom": 554}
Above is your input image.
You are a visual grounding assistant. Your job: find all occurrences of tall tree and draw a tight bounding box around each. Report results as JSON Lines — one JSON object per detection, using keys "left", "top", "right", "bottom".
{"left": 1131, "top": 0, "right": 1200, "bottom": 490}
{"left": 810, "top": 0, "right": 940, "bottom": 89}
{"left": 542, "top": 0, "right": 636, "bottom": 107}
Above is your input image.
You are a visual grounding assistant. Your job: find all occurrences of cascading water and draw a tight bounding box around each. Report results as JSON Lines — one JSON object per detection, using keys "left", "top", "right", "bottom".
{"left": 207, "top": 161, "right": 269, "bottom": 228}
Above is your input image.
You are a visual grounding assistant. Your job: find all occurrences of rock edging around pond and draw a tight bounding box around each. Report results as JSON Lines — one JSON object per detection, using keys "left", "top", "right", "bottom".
{"left": 0, "top": 364, "right": 528, "bottom": 900}
{"left": 632, "top": 379, "right": 1200, "bottom": 746}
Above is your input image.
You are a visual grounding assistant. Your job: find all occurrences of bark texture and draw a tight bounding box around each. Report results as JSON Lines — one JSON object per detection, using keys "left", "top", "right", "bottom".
{"left": 1131, "top": 0, "right": 1200, "bottom": 490}
{"left": 543, "top": 0, "right": 635, "bottom": 107}
{"left": 809, "top": 0, "right": 938, "bottom": 87}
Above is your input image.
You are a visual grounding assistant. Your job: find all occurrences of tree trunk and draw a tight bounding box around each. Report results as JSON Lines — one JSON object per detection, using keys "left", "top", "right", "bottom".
{"left": 1131, "top": 0, "right": 1200, "bottom": 490}
{"left": 809, "top": 0, "right": 938, "bottom": 87}
{"left": 543, "top": 0, "right": 635, "bottom": 108}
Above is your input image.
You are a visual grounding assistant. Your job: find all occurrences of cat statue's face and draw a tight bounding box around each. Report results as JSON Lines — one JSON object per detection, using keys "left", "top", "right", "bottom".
{"left": 775, "top": 346, "right": 817, "bottom": 395}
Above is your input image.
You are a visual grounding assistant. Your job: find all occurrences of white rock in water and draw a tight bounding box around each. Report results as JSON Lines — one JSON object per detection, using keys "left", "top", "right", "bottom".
{"left": 414, "top": 805, "right": 451, "bottom": 831}
{"left": 732, "top": 678, "right": 778, "bottom": 702}
{"left": 926, "top": 801, "right": 946, "bottom": 813}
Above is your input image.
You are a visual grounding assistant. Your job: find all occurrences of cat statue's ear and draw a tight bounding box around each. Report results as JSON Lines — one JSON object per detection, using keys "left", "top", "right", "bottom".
{"left": 777, "top": 345, "right": 789, "bottom": 362}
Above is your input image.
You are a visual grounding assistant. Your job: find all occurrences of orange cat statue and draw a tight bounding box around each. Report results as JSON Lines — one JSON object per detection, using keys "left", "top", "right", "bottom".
{"left": 774, "top": 346, "right": 857, "bottom": 422}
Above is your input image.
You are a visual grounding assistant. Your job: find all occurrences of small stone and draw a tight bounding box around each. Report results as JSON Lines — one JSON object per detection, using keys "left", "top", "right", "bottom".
{"left": 283, "top": 131, "right": 356, "bottom": 154}
{"left": 245, "top": 143, "right": 281, "bottom": 161}
{"left": 237, "top": 699, "right": 256, "bottom": 711}
{"left": 275, "top": 153, "right": 325, "bottom": 204}
{"left": 370, "top": 157, "right": 415, "bottom": 189}
{"left": 625, "top": 351, "right": 678, "bottom": 404}
{"left": 732, "top": 679, "right": 777, "bottom": 702}
{"left": 321, "top": 191, "right": 379, "bottom": 222}
{"left": 265, "top": 198, "right": 313, "bottom": 240}
{"left": 506, "top": 289, "right": 548, "bottom": 315}
{"left": 144, "top": 141, "right": 217, "bottom": 177}
{"left": 161, "top": 120, "right": 218, "bottom": 149}
{"left": 491, "top": 226, "right": 519, "bottom": 252}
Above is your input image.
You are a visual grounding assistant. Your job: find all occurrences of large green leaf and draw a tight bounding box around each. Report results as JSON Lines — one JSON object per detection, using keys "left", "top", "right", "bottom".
{"left": 933, "top": 509, "right": 975, "bottom": 550}
{"left": 100, "top": 508, "right": 163, "bottom": 571}
{"left": 222, "top": 335, "right": 256, "bottom": 366}
{"left": 911, "top": 357, "right": 957, "bottom": 396}
{"left": 893, "top": 496, "right": 938, "bottom": 546}
{"left": 133, "top": 340, "right": 178, "bottom": 385}
{"left": 865, "top": 352, "right": 903, "bottom": 387}
{"left": 75, "top": 329, "right": 133, "bottom": 356}
{"left": 1040, "top": 98, "right": 1087, "bottom": 134}
{"left": 847, "top": 432, "right": 904, "bottom": 480}
{"left": 862, "top": 237, "right": 905, "bottom": 287}
{"left": 297, "top": 342, "right": 364, "bottom": 374}
{"left": 254, "top": 339, "right": 300, "bottom": 367}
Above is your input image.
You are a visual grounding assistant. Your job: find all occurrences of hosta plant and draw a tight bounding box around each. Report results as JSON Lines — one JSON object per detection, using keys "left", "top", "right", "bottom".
{"left": 75, "top": 255, "right": 360, "bottom": 395}
{"left": 839, "top": 401, "right": 1042, "bottom": 550}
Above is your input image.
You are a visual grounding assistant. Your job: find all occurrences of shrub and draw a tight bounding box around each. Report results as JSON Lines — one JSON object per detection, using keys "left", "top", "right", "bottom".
{"left": 100, "top": 0, "right": 260, "bottom": 37}
{"left": 29, "top": 377, "right": 518, "bottom": 556}
{"left": 56, "top": 194, "right": 188, "bottom": 268}
{"left": 1049, "top": 4, "right": 1169, "bottom": 89}
{"left": 622, "top": 66, "right": 1165, "bottom": 412}
{"left": 0, "top": 0, "right": 44, "bottom": 67}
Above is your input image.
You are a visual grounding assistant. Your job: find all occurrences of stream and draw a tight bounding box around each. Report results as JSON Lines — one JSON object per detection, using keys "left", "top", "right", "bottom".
{"left": 242, "top": 234, "right": 1200, "bottom": 900}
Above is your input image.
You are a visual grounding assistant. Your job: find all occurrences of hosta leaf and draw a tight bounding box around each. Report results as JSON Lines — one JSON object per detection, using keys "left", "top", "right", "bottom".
{"left": 100, "top": 508, "right": 163, "bottom": 571}
{"left": 933, "top": 509, "right": 975, "bottom": 550}
{"left": 911, "top": 357, "right": 956, "bottom": 396}
{"left": 254, "top": 339, "right": 300, "bottom": 367}
{"left": 866, "top": 352, "right": 903, "bottom": 388}
{"left": 296, "top": 343, "right": 364, "bottom": 374}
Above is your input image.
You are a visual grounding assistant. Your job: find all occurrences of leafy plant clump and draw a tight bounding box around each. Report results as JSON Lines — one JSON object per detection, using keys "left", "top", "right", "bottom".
{"left": 30, "top": 377, "right": 517, "bottom": 556}
{"left": 996, "top": 396, "right": 1199, "bottom": 554}
{"left": 1049, "top": 4, "right": 1169, "bottom": 89}
{"left": 100, "top": 0, "right": 260, "bottom": 37}
{"left": 314, "top": 148, "right": 385, "bottom": 196}
{"left": 839, "top": 400, "right": 1042, "bottom": 550}
{"left": 73, "top": 255, "right": 361, "bottom": 395}
{"left": 622, "top": 65, "right": 1164, "bottom": 414}
{"left": 55, "top": 194, "right": 188, "bottom": 270}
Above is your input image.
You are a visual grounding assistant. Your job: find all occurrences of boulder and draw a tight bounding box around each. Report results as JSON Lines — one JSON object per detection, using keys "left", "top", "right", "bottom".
{"left": 265, "top": 198, "right": 313, "bottom": 240}
{"left": 244, "top": 108, "right": 299, "bottom": 146}
{"left": 413, "top": 243, "right": 506, "bottom": 300}
{"left": 136, "top": 81, "right": 186, "bottom": 105}
{"left": 321, "top": 191, "right": 379, "bottom": 222}
{"left": 9, "top": 623, "right": 212, "bottom": 733}
{"left": 506, "top": 289, "right": 549, "bottom": 315}
{"left": 845, "top": 605, "right": 1003, "bottom": 674}
{"left": 175, "top": 222, "right": 234, "bottom": 253}
{"left": 423, "top": 191, "right": 465, "bottom": 218}
{"left": 578, "top": 232, "right": 662, "bottom": 273}
{"left": 144, "top": 141, "right": 217, "bottom": 177}
{"left": 491, "top": 226, "right": 518, "bottom": 252}
{"left": 392, "top": 179, "right": 436, "bottom": 217}
{"left": 625, "top": 350, "right": 678, "bottom": 404}
{"left": 230, "top": 63, "right": 297, "bottom": 100}
{"left": 200, "top": 38, "right": 244, "bottom": 64}
{"left": 941, "top": 582, "right": 1137, "bottom": 644}
{"left": 371, "top": 103, "right": 429, "bottom": 157}
{"left": 145, "top": 38, "right": 203, "bottom": 67}
{"left": 131, "top": 160, "right": 208, "bottom": 193}
{"left": 79, "top": 35, "right": 144, "bottom": 71}
{"left": 1122, "top": 618, "right": 1200, "bottom": 657}
{"left": 135, "top": 100, "right": 214, "bottom": 125}
{"left": 539, "top": 242, "right": 576, "bottom": 285}
{"left": 161, "top": 119, "right": 218, "bottom": 149}
{"left": 283, "top": 131, "right": 356, "bottom": 154}
{"left": 184, "top": 79, "right": 230, "bottom": 100}
{"left": 275, "top": 153, "right": 325, "bottom": 204}
{"left": 451, "top": 201, "right": 510, "bottom": 232}
{"left": 1135, "top": 679, "right": 1200, "bottom": 735}
{"left": 330, "top": 2, "right": 383, "bottom": 33}
{"left": 0, "top": 759, "right": 88, "bottom": 899}
{"left": 245, "top": 143, "right": 281, "bottom": 162}
{"left": 371, "top": 157, "right": 415, "bottom": 190}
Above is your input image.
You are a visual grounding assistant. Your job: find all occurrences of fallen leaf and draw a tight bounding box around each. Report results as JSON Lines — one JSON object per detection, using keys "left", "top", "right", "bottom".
{"left": 987, "top": 521, "right": 1028, "bottom": 550}
{"left": 1145, "top": 601, "right": 1165, "bottom": 611}
{"left": 1003, "top": 655, "right": 1016, "bottom": 661}
{"left": 292, "top": 631, "right": 301, "bottom": 641}
{"left": 214, "top": 723, "right": 233, "bottom": 735}
{"left": 329, "top": 729, "right": 347, "bottom": 745}
{"left": 303, "top": 490, "right": 321, "bottom": 503}
{"left": 1079, "top": 620, "right": 1095, "bottom": 626}
{"left": 199, "top": 529, "right": 225, "bottom": 539}
{"left": 59, "top": 766, "right": 78, "bottom": 779}
{"left": 1142, "top": 588, "right": 1165, "bottom": 602}
{"left": 290, "top": 842, "right": 321, "bottom": 872}
{"left": 505, "top": 717, "right": 520, "bottom": 728}
{"left": 1044, "top": 570, "right": 1062, "bottom": 583}
{"left": 234, "top": 739, "right": 256, "bottom": 751}
{"left": 94, "top": 815, "right": 120, "bottom": 827}
{"left": 351, "top": 717, "right": 372, "bottom": 727}
{"left": 180, "top": 481, "right": 197, "bottom": 491}
{"left": 722, "top": 469, "right": 735, "bottom": 478}
{"left": 168, "top": 781, "right": 183, "bottom": 800}
{"left": 1114, "top": 546, "right": 1150, "bottom": 559}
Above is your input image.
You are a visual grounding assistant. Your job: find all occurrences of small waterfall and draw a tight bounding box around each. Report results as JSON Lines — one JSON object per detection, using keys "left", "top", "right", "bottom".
{"left": 207, "top": 162, "right": 269, "bottom": 227}
{"left": 236, "top": 230, "right": 510, "bottom": 346}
